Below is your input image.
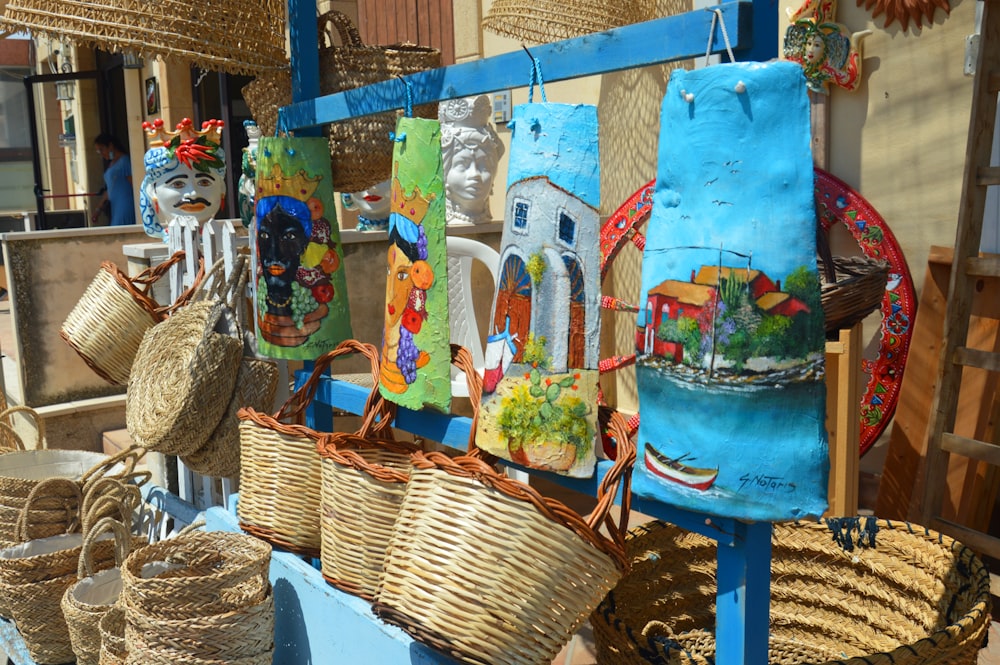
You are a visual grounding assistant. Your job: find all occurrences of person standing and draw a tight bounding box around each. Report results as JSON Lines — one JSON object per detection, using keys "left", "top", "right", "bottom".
{"left": 92, "top": 133, "right": 136, "bottom": 226}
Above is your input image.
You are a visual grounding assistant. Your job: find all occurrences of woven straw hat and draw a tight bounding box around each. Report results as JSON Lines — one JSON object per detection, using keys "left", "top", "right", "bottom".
{"left": 482, "top": 0, "right": 652, "bottom": 43}
{"left": 1, "top": 0, "right": 286, "bottom": 75}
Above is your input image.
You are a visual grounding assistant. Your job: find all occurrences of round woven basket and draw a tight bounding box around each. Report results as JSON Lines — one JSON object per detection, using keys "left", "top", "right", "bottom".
{"left": 819, "top": 255, "right": 889, "bottom": 334}
{"left": 374, "top": 408, "right": 636, "bottom": 665}
{"left": 2, "top": 0, "right": 286, "bottom": 75}
{"left": 60, "top": 252, "right": 186, "bottom": 386}
{"left": 98, "top": 605, "right": 127, "bottom": 665}
{"left": 238, "top": 340, "right": 381, "bottom": 557}
{"left": 181, "top": 356, "right": 278, "bottom": 479}
{"left": 120, "top": 530, "right": 271, "bottom": 621}
{"left": 318, "top": 10, "right": 441, "bottom": 193}
{"left": 482, "top": 0, "right": 650, "bottom": 43}
{"left": 62, "top": 517, "right": 139, "bottom": 665}
{"left": 124, "top": 587, "right": 274, "bottom": 664}
{"left": 591, "top": 519, "right": 991, "bottom": 665}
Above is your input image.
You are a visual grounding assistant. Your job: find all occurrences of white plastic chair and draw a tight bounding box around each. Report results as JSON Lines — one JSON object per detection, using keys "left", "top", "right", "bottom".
{"left": 446, "top": 236, "right": 500, "bottom": 397}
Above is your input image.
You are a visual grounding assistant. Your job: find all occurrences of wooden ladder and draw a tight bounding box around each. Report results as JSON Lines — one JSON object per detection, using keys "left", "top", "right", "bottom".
{"left": 920, "top": 0, "right": 1000, "bottom": 557}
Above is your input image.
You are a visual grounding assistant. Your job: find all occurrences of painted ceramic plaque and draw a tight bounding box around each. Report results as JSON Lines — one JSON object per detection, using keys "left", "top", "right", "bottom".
{"left": 635, "top": 62, "right": 828, "bottom": 521}
{"left": 379, "top": 117, "right": 451, "bottom": 412}
{"left": 254, "top": 136, "right": 353, "bottom": 359}
{"left": 475, "top": 103, "right": 601, "bottom": 478}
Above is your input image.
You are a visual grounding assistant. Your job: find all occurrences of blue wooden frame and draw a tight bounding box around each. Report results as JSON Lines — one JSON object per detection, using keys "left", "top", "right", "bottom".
{"left": 276, "top": 2, "right": 775, "bottom": 663}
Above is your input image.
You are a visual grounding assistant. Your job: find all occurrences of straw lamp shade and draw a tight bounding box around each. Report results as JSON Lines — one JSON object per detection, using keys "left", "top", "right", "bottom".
{"left": 482, "top": 0, "right": 651, "bottom": 43}
{"left": 0, "top": 0, "right": 286, "bottom": 75}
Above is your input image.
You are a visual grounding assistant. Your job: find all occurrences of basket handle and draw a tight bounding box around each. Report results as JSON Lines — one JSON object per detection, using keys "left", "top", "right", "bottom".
{"left": 81, "top": 473, "right": 146, "bottom": 532}
{"left": 451, "top": 344, "right": 483, "bottom": 453}
{"left": 17, "top": 476, "right": 83, "bottom": 542}
{"left": 157, "top": 256, "right": 206, "bottom": 316}
{"left": 273, "top": 339, "right": 382, "bottom": 424}
{"left": 591, "top": 407, "right": 636, "bottom": 551}
{"left": 318, "top": 10, "right": 365, "bottom": 49}
{"left": 79, "top": 445, "right": 147, "bottom": 487}
{"left": 192, "top": 253, "right": 249, "bottom": 311}
{"left": 0, "top": 404, "right": 45, "bottom": 451}
{"left": 77, "top": 516, "right": 132, "bottom": 580}
{"left": 131, "top": 250, "right": 187, "bottom": 293}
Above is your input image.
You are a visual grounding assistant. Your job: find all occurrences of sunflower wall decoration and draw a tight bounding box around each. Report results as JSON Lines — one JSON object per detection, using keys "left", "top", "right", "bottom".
{"left": 858, "top": 0, "right": 949, "bottom": 31}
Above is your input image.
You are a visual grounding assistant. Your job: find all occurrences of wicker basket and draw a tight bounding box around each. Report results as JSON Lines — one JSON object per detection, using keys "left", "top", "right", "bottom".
{"left": 0, "top": 0, "right": 286, "bottom": 75}
{"left": 0, "top": 446, "right": 144, "bottom": 549}
{"left": 60, "top": 251, "right": 187, "bottom": 386}
{"left": 238, "top": 340, "right": 381, "bottom": 557}
{"left": 482, "top": 0, "right": 651, "bottom": 43}
{"left": 373, "top": 407, "right": 636, "bottom": 665}
{"left": 318, "top": 10, "right": 441, "bottom": 193}
{"left": 62, "top": 517, "right": 142, "bottom": 665}
{"left": 0, "top": 403, "right": 44, "bottom": 453}
{"left": 591, "top": 518, "right": 991, "bottom": 665}
{"left": 117, "top": 529, "right": 273, "bottom": 664}
{"left": 126, "top": 256, "right": 247, "bottom": 457}
{"left": 0, "top": 479, "right": 131, "bottom": 664}
{"left": 98, "top": 605, "right": 126, "bottom": 665}
{"left": 820, "top": 255, "right": 889, "bottom": 334}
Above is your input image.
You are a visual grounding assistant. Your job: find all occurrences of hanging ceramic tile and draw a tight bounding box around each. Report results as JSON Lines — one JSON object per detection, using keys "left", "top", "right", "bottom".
{"left": 634, "top": 61, "right": 828, "bottom": 521}
{"left": 379, "top": 116, "right": 451, "bottom": 412}
{"left": 475, "top": 69, "right": 601, "bottom": 478}
{"left": 254, "top": 136, "right": 353, "bottom": 359}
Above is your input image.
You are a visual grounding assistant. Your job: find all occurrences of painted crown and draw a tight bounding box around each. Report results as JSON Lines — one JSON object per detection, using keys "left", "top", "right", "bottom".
{"left": 142, "top": 117, "right": 225, "bottom": 148}
{"left": 257, "top": 163, "right": 321, "bottom": 201}
{"left": 391, "top": 176, "right": 435, "bottom": 223}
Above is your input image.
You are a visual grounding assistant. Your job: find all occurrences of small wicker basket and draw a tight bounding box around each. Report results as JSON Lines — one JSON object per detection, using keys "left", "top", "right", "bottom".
{"left": 820, "top": 255, "right": 889, "bottom": 334}
{"left": 61, "top": 251, "right": 187, "bottom": 386}
{"left": 374, "top": 407, "right": 636, "bottom": 665}
{"left": 238, "top": 340, "right": 382, "bottom": 557}
{"left": 591, "top": 518, "right": 991, "bottom": 665}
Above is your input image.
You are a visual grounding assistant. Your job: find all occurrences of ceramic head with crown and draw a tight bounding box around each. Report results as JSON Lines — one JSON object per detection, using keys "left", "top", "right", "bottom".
{"left": 439, "top": 95, "right": 505, "bottom": 226}
{"left": 139, "top": 117, "right": 226, "bottom": 239}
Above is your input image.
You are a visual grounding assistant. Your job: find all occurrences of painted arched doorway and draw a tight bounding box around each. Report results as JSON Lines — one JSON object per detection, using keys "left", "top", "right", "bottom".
{"left": 493, "top": 254, "right": 532, "bottom": 362}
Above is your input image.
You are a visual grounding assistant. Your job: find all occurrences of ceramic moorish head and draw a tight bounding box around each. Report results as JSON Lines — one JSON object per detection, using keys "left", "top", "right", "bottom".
{"left": 439, "top": 95, "right": 505, "bottom": 225}
{"left": 139, "top": 117, "right": 227, "bottom": 239}
{"left": 341, "top": 179, "right": 392, "bottom": 232}
{"left": 783, "top": 0, "right": 869, "bottom": 94}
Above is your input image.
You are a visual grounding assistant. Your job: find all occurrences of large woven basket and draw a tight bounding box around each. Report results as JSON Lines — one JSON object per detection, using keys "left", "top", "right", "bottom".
{"left": 373, "top": 408, "right": 636, "bottom": 665}
{"left": 820, "top": 255, "right": 889, "bottom": 334}
{"left": 62, "top": 517, "right": 142, "bottom": 665}
{"left": 126, "top": 256, "right": 247, "bottom": 457}
{"left": 482, "top": 0, "right": 650, "bottom": 43}
{"left": 318, "top": 10, "right": 441, "bottom": 193}
{"left": 238, "top": 339, "right": 381, "bottom": 557}
{"left": 591, "top": 518, "right": 991, "bottom": 665}
{"left": 0, "top": 446, "right": 144, "bottom": 549}
{"left": 118, "top": 529, "right": 273, "bottom": 665}
{"left": 0, "top": 479, "right": 129, "bottom": 664}
{"left": 60, "top": 252, "right": 187, "bottom": 386}
{"left": 0, "top": 0, "right": 286, "bottom": 75}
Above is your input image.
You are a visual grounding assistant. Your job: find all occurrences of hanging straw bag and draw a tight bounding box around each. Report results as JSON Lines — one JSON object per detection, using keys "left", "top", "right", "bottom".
{"left": 373, "top": 407, "right": 636, "bottom": 665}
{"left": 126, "top": 255, "right": 248, "bottom": 457}
{"left": 120, "top": 529, "right": 273, "bottom": 665}
{"left": 242, "top": 71, "right": 291, "bottom": 139}
{"left": 180, "top": 252, "right": 278, "bottom": 479}
{"left": 318, "top": 10, "right": 441, "bottom": 193}
{"left": 62, "top": 516, "right": 144, "bottom": 665}
{"left": 0, "top": 479, "right": 134, "bottom": 664}
{"left": 313, "top": 350, "right": 484, "bottom": 600}
{"left": 238, "top": 339, "right": 382, "bottom": 557}
{"left": 60, "top": 251, "right": 190, "bottom": 386}
{"left": 481, "top": 0, "right": 650, "bottom": 43}
{"left": 590, "top": 518, "right": 991, "bottom": 665}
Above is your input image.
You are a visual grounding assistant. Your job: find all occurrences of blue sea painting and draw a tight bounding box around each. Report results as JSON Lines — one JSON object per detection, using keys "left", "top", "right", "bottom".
{"left": 635, "top": 61, "right": 829, "bottom": 522}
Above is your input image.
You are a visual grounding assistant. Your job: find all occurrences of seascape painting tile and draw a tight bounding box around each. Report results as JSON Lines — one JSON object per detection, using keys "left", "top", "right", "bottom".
{"left": 635, "top": 62, "right": 829, "bottom": 520}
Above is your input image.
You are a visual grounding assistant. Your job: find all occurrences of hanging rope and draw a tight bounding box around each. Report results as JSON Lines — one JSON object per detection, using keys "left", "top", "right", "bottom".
{"left": 704, "top": 7, "right": 736, "bottom": 67}
{"left": 523, "top": 45, "right": 548, "bottom": 104}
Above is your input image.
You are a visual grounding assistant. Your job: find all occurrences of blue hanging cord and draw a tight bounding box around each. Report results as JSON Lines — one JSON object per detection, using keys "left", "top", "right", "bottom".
{"left": 388, "top": 77, "right": 413, "bottom": 143}
{"left": 523, "top": 45, "right": 547, "bottom": 104}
